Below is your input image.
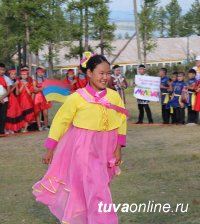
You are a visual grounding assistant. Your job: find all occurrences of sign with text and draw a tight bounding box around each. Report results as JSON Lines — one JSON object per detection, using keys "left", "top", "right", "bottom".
{"left": 134, "top": 75, "right": 161, "bottom": 102}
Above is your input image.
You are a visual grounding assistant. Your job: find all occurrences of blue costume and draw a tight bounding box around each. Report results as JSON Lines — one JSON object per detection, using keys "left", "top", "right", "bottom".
{"left": 186, "top": 78, "right": 196, "bottom": 107}
{"left": 170, "top": 80, "right": 186, "bottom": 124}
{"left": 161, "top": 76, "right": 170, "bottom": 105}
{"left": 160, "top": 76, "right": 170, "bottom": 124}
{"left": 186, "top": 78, "right": 198, "bottom": 123}
{"left": 170, "top": 81, "right": 186, "bottom": 108}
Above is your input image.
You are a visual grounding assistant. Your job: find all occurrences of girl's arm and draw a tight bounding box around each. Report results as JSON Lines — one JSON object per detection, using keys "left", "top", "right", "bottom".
{"left": 24, "top": 84, "right": 31, "bottom": 95}
{"left": 19, "top": 84, "right": 25, "bottom": 93}
{"left": 15, "top": 81, "right": 19, "bottom": 95}
{"left": 33, "top": 80, "right": 42, "bottom": 93}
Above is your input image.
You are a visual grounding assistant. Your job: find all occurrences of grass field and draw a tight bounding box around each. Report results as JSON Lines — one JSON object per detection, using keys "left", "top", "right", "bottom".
{"left": 0, "top": 88, "right": 200, "bottom": 224}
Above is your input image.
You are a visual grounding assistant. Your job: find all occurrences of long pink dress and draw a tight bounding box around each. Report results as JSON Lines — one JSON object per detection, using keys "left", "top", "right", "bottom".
{"left": 32, "top": 85, "right": 127, "bottom": 224}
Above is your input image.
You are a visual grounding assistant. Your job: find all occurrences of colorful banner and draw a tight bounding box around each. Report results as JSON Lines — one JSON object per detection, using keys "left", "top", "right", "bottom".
{"left": 133, "top": 75, "right": 161, "bottom": 102}
{"left": 42, "top": 79, "right": 71, "bottom": 103}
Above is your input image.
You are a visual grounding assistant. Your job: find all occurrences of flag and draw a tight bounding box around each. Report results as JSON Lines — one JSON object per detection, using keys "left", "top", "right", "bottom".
{"left": 42, "top": 79, "right": 71, "bottom": 103}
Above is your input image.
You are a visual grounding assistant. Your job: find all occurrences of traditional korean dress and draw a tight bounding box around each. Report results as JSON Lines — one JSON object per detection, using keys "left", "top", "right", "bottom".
{"left": 32, "top": 84, "right": 127, "bottom": 224}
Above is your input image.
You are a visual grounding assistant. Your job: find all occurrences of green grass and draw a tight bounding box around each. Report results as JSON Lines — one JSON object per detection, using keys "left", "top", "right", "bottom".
{"left": 0, "top": 89, "right": 200, "bottom": 224}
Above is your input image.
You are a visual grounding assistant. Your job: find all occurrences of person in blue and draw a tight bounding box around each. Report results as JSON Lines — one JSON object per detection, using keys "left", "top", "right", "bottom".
{"left": 160, "top": 68, "right": 170, "bottom": 124}
{"left": 185, "top": 69, "right": 198, "bottom": 124}
{"left": 168, "top": 72, "right": 178, "bottom": 124}
{"left": 169, "top": 72, "right": 186, "bottom": 125}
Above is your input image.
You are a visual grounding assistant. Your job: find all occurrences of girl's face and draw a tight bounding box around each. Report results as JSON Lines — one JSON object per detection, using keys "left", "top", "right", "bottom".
{"left": 68, "top": 73, "right": 74, "bottom": 79}
{"left": 21, "top": 73, "right": 28, "bottom": 80}
{"left": 10, "top": 72, "right": 16, "bottom": 80}
{"left": 37, "top": 72, "right": 44, "bottom": 78}
{"left": 87, "top": 62, "right": 111, "bottom": 91}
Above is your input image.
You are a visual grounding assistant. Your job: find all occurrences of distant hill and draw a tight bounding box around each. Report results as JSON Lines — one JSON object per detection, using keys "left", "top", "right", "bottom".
{"left": 110, "top": 10, "right": 134, "bottom": 22}
{"left": 109, "top": 10, "right": 135, "bottom": 36}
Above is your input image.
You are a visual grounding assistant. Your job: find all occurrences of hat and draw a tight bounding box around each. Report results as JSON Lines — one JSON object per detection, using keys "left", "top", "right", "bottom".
{"left": 20, "top": 69, "right": 29, "bottom": 75}
{"left": 8, "top": 69, "right": 16, "bottom": 74}
{"left": 195, "top": 55, "right": 200, "bottom": 61}
{"left": 67, "top": 69, "right": 74, "bottom": 74}
{"left": 36, "top": 67, "right": 45, "bottom": 73}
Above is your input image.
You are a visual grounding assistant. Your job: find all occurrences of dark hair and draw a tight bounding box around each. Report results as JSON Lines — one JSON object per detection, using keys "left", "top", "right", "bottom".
{"left": 138, "top": 64, "right": 145, "bottom": 68}
{"left": 188, "top": 68, "right": 196, "bottom": 75}
{"left": 113, "top": 65, "right": 120, "bottom": 70}
{"left": 172, "top": 71, "right": 178, "bottom": 76}
{"left": 178, "top": 72, "right": 185, "bottom": 76}
{"left": 79, "top": 64, "right": 87, "bottom": 74}
{"left": 0, "top": 63, "right": 6, "bottom": 68}
{"left": 160, "top": 67, "right": 167, "bottom": 74}
{"left": 86, "top": 55, "right": 110, "bottom": 72}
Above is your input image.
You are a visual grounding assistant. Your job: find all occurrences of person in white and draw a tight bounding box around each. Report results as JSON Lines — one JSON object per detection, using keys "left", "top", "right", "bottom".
{"left": 193, "top": 55, "right": 200, "bottom": 81}
{"left": 0, "top": 63, "right": 12, "bottom": 134}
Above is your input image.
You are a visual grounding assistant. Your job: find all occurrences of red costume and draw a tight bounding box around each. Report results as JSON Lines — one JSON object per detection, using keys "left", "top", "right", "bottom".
{"left": 33, "top": 78, "right": 52, "bottom": 115}
{"left": 0, "top": 75, "right": 7, "bottom": 89}
{"left": 194, "top": 80, "right": 200, "bottom": 111}
{"left": 75, "top": 74, "right": 88, "bottom": 89}
{"left": 63, "top": 78, "right": 77, "bottom": 93}
{"left": 18, "top": 80, "right": 35, "bottom": 123}
{"left": 5, "top": 81, "right": 25, "bottom": 131}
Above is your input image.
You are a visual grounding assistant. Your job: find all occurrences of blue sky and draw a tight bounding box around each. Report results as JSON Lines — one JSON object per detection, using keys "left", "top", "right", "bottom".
{"left": 109, "top": 0, "right": 194, "bottom": 13}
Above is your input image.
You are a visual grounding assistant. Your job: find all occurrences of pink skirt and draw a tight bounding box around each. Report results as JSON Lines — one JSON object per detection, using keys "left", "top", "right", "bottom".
{"left": 32, "top": 126, "right": 120, "bottom": 224}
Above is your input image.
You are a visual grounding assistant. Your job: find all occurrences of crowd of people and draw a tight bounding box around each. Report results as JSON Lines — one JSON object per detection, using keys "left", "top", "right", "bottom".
{"left": 133, "top": 57, "right": 200, "bottom": 125}
{"left": 1, "top": 55, "right": 200, "bottom": 136}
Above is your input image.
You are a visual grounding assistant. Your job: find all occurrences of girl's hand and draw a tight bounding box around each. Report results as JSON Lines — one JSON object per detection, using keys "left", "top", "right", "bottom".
{"left": 114, "top": 145, "right": 122, "bottom": 166}
{"left": 42, "top": 150, "right": 54, "bottom": 165}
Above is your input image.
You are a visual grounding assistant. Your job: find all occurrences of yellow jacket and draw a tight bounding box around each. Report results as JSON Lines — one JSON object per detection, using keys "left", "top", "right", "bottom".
{"left": 45, "top": 85, "right": 127, "bottom": 150}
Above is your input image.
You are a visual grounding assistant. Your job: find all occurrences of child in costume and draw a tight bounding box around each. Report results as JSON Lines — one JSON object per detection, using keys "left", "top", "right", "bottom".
{"left": 168, "top": 72, "right": 178, "bottom": 124}
{"left": 185, "top": 69, "right": 198, "bottom": 124}
{"left": 194, "top": 75, "right": 200, "bottom": 116}
{"left": 33, "top": 67, "right": 52, "bottom": 131}
{"left": 18, "top": 68, "right": 35, "bottom": 132}
{"left": 160, "top": 68, "right": 170, "bottom": 124}
{"left": 108, "top": 65, "right": 128, "bottom": 105}
{"left": 32, "top": 54, "right": 127, "bottom": 224}
{"left": 75, "top": 52, "right": 91, "bottom": 89}
{"left": 63, "top": 69, "right": 77, "bottom": 93}
{"left": 5, "top": 70, "right": 25, "bottom": 133}
{"left": 169, "top": 72, "right": 186, "bottom": 125}
{"left": 0, "top": 63, "right": 12, "bottom": 134}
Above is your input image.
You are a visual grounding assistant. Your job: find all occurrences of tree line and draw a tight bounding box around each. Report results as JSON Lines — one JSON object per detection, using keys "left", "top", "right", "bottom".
{"left": 0, "top": 0, "right": 115, "bottom": 76}
{"left": 0, "top": 0, "right": 200, "bottom": 75}
{"left": 139, "top": 0, "right": 200, "bottom": 64}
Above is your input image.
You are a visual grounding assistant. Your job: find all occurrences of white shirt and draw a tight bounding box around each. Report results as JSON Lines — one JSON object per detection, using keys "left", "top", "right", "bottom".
{"left": 193, "top": 66, "right": 200, "bottom": 81}
{"left": 2, "top": 75, "right": 12, "bottom": 102}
